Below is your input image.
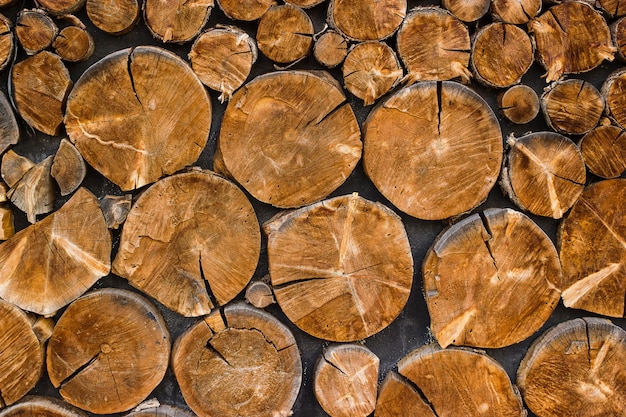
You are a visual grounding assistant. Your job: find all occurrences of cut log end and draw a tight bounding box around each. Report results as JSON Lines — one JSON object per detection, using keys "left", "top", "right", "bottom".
{"left": 314, "top": 30, "right": 347, "bottom": 68}
{"left": 498, "top": 85, "right": 540, "bottom": 124}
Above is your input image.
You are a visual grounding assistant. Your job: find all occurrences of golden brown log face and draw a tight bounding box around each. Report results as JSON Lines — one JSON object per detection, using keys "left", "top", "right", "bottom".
{"left": 542, "top": 79, "right": 604, "bottom": 135}
{"left": 15, "top": 9, "right": 57, "bottom": 55}
{"left": 603, "top": 68, "right": 626, "bottom": 129}
{"left": 113, "top": 170, "right": 260, "bottom": 317}
{"left": 36, "top": 0, "right": 85, "bottom": 15}
{"left": 52, "top": 26, "right": 94, "bottom": 62}
{"left": 86, "top": 0, "right": 140, "bottom": 35}
{"left": 0, "top": 205, "right": 14, "bottom": 240}
{"left": 7, "top": 155, "right": 55, "bottom": 223}
{"left": 0, "top": 14, "right": 14, "bottom": 71}
{"left": 0, "top": 396, "right": 88, "bottom": 416}
{"left": 559, "top": 179, "right": 626, "bottom": 317}
{"left": 530, "top": 1, "right": 615, "bottom": 83}
{"left": 397, "top": 7, "right": 471, "bottom": 84}
{"left": 580, "top": 125, "right": 626, "bottom": 178}
{"left": 517, "top": 317, "right": 626, "bottom": 417}
{"left": 423, "top": 208, "right": 561, "bottom": 348}
{"left": 398, "top": 345, "right": 525, "bottom": 417}
{"left": 502, "top": 132, "right": 586, "bottom": 219}
{"left": 257, "top": 5, "right": 313, "bottom": 64}
{"left": 314, "top": 30, "right": 347, "bottom": 68}
{"left": 47, "top": 289, "right": 170, "bottom": 414}
{"left": 375, "top": 372, "right": 437, "bottom": 417}
{"left": 599, "top": 0, "right": 626, "bottom": 18}
{"left": 490, "top": 0, "right": 541, "bottom": 23}
{"left": 328, "top": 0, "right": 406, "bottom": 41}
{"left": 125, "top": 404, "right": 195, "bottom": 417}
{"left": 0, "top": 188, "right": 110, "bottom": 316}
{"left": 51, "top": 138, "right": 86, "bottom": 196}
{"left": 1, "top": 151, "right": 34, "bottom": 188}
{"left": 363, "top": 81, "right": 502, "bottom": 220}
{"left": 442, "top": 0, "right": 489, "bottom": 22}
{"left": 498, "top": 85, "right": 540, "bottom": 124}
{"left": 64, "top": 46, "right": 211, "bottom": 191}
{"left": 144, "top": 0, "right": 213, "bottom": 42}
{"left": 314, "top": 344, "right": 379, "bottom": 417}
{"left": 285, "top": 0, "right": 323, "bottom": 8}
{"left": 264, "top": 194, "right": 413, "bottom": 342}
{"left": 612, "top": 17, "right": 626, "bottom": 61}
{"left": 218, "top": 70, "right": 361, "bottom": 208}
{"left": 0, "top": 300, "right": 43, "bottom": 407}
{"left": 245, "top": 280, "right": 275, "bottom": 308}
{"left": 216, "top": 0, "right": 275, "bottom": 21}
{"left": 172, "top": 303, "right": 302, "bottom": 417}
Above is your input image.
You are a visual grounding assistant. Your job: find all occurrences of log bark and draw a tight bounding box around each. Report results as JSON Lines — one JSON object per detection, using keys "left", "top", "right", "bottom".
{"left": 0, "top": 396, "right": 87, "bottom": 416}
{"left": 64, "top": 46, "right": 211, "bottom": 191}
{"left": 374, "top": 372, "right": 437, "bottom": 417}
{"left": 7, "top": 155, "right": 56, "bottom": 223}
{"left": 47, "top": 289, "right": 170, "bottom": 414}
{"left": 99, "top": 194, "right": 132, "bottom": 229}
{"left": 264, "top": 193, "right": 413, "bottom": 342}
{"left": 53, "top": 25, "right": 94, "bottom": 62}
{"left": 86, "top": 0, "right": 139, "bottom": 35}
{"left": 144, "top": 0, "right": 213, "bottom": 43}
{"left": 257, "top": 4, "right": 313, "bottom": 64}
{"left": 498, "top": 85, "right": 540, "bottom": 124}
{"left": 541, "top": 78, "right": 604, "bottom": 135}
{"left": 51, "top": 138, "right": 86, "bottom": 196}
{"left": 15, "top": 9, "right": 58, "bottom": 55}
{"left": 442, "top": 0, "right": 489, "bottom": 22}
{"left": 580, "top": 125, "right": 626, "bottom": 178}
{"left": 558, "top": 179, "right": 626, "bottom": 317}
{"left": 0, "top": 91, "right": 20, "bottom": 155}
{"left": 517, "top": 317, "right": 626, "bottom": 417}
{"left": 422, "top": 208, "right": 561, "bottom": 348}
{"left": 113, "top": 170, "right": 260, "bottom": 317}
{"left": 0, "top": 13, "right": 14, "bottom": 71}
{"left": 313, "top": 30, "right": 347, "bottom": 68}
{"left": 363, "top": 81, "right": 502, "bottom": 220}
{"left": 602, "top": 67, "right": 626, "bottom": 129}
{"left": 172, "top": 303, "right": 302, "bottom": 417}
{"left": 216, "top": 0, "right": 275, "bottom": 21}
{"left": 328, "top": 0, "right": 406, "bottom": 41}
{"left": 35, "top": 0, "right": 85, "bottom": 15}
{"left": 218, "top": 70, "right": 361, "bottom": 208}
{"left": 490, "top": 0, "right": 540, "bottom": 24}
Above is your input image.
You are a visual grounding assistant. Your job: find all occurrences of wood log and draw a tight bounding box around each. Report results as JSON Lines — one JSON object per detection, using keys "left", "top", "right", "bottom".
{"left": 0, "top": 205, "right": 13, "bottom": 240}
{"left": 498, "top": 85, "right": 540, "bottom": 124}
{"left": 264, "top": 193, "right": 413, "bottom": 342}
{"left": 374, "top": 371, "right": 437, "bottom": 417}
{"left": 189, "top": 25, "right": 257, "bottom": 102}
{"left": 0, "top": 13, "right": 14, "bottom": 72}
{"left": 257, "top": 5, "right": 313, "bottom": 65}
{"left": 1, "top": 150, "right": 34, "bottom": 188}
{"left": 611, "top": 16, "right": 626, "bottom": 61}
{"left": 490, "top": 0, "right": 540, "bottom": 24}
{"left": 7, "top": 155, "right": 56, "bottom": 223}
{"left": 529, "top": 1, "right": 615, "bottom": 82}
{"left": 0, "top": 0, "right": 16, "bottom": 7}
{"left": 314, "top": 344, "right": 379, "bottom": 417}
{"left": 0, "top": 299, "right": 44, "bottom": 407}
{"left": 580, "top": 125, "right": 626, "bottom": 178}
{"left": 422, "top": 208, "right": 561, "bottom": 348}
{"left": 86, "top": 0, "right": 139, "bottom": 35}
{"left": 11, "top": 51, "right": 72, "bottom": 136}
{"left": 64, "top": 46, "right": 211, "bottom": 191}
{"left": 0, "top": 91, "right": 20, "bottom": 155}
{"left": 442, "top": 0, "right": 489, "bottom": 22}
{"left": 0, "top": 187, "right": 110, "bottom": 316}
{"left": 517, "top": 317, "right": 626, "bottom": 416}
{"left": 0, "top": 181, "right": 6, "bottom": 202}
{"left": 216, "top": 0, "right": 275, "bottom": 21}
{"left": 342, "top": 41, "right": 402, "bottom": 106}
{"left": 0, "top": 396, "right": 88, "bottom": 416}
{"left": 15, "top": 9, "right": 58, "bottom": 55}
{"left": 113, "top": 170, "right": 260, "bottom": 317}
{"left": 313, "top": 30, "right": 347, "bottom": 68}
{"left": 363, "top": 81, "right": 502, "bottom": 220}
{"left": 598, "top": 0, "right": 626, "bottom": 18}
{"left": 99, "top": 193, "right": 132, "bottom": 229}
{"left": 53, "top": 25, "right": 94, "bottom": 62}
{"left": 245, "top": 279, "right": 275, "bottom": 308}
{"left": 558, "top": 179, "right": 626, "bottom": 317}
{"left": 602, "top": 67, "right": 626, "bottom": 129}
{"left": 218, "top": 70, "right": 361, "bottom": 208}
{"left": 126, "top": 404, "right": 195, "bottom": 417}
{"left": 51, "top": 138, "right": 86, "bottom": 196}
{"left": 398, "top": 345, "right": 526, "bottom": 416}
{"left": 47, "top": 289, "right": 170, "bottom": 414}
{"left": 501, "top": 132, "right": 586, "bottom": 219}
{"left": 471, "top": 23, "right": 534, "bottom": 88}
{"left": 541, "top": 78, "right": 604, "bottom": 135}
{"left": 172, "top": 303, "right": 302, "bottom": 417}
{"left": 35, "top": 0, "right": 85, "bottom": 15}
{"left": 328, "top": 0, "right": 406, "bottom": 41}
{"left": 144, "top": 0, "right": 212, "bottom": 43}
{"left": 285, "top": 0, "right": 323, "bottom": 8}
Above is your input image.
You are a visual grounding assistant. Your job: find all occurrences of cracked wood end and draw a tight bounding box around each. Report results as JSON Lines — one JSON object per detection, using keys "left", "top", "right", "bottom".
{"left": 559, "top": 179, "right": 626, "bottom": 317}
{"left": 375, "top": 371, "right": 437, "bottom": 417}
{"left": 580, "top": 125, "right": 626, "bottom": 179}
{"left": 15, "top": 9, "right": 57, "bottom": 55}
{"left": 47, "top": 289, "right": 170, "bottom": 414}
{"left": 328, "top": 0, "right": 406, "bottom": 41}
{"left": 502, "top": 132, "right": 585, "bottom": 219}
{"left": 144, "top": 0, "right": 212, "bottom": 43}
{"left": 442, "top": 0, "right": 489, "bottom": 22}
{"left": 126, "top": 404, "right": 195, "bottom": 416}
{"left": 245, "top": 280, "right": 275, "bottom": 308}
{"left": 490, "top": 0, "right": 541, "bottom": 24}
{"left": 172, "top": 303, "right": 302, "bottom": 417}
{"left": 0, "top": 13, "right": 13, "bottom": 72}
{"left": 7, "top": 155, "right": 55, "bottom": 224}
{"left": 598, "top": 0, "right": 626, "bottom": 18}
{"left": 363, "top": 81, "right": 502, "bottom": 220}
{"left": 498, "top": 85, "right": 540, "bottom": 124}
{"left": 422, "top": 208, "right": 561, "bottom": 348}
{"left": 257, "top": 4, "right": 313, "bottom": 64}
{"left": 86, "top": 0, "right": 139, "bottom": 35}
{"left": 264, "top": 193, "right": 413, "bottom": 342}
{"left": 35, "top": 0, "right": 85, "bottom": 15}
{"left": 612, "top": 17, "right": 626, "bottom": 61}
{"left": 0, "top": 151, "right": 33, "bottom": 189}
{"left": 541, "top": 79, "right": 604, "bottom": 135}
{"left": 64, "top": 46, "right": 211, "bottom": 191}
{"left": 0, "top": 396, "right": 88, "bottom": 416}
{"left": 517, "top": 317, "right": 626, "bottom": 416}
{"left": 314, "top": 30, "right": 347, "bottom": 69}
{"left": 216, "top": 0, "right": 275, "bottom": 21}
{"left": 53, "top": 25, "right": 94, "bottom": 62}
{"left": 314, "top": 344, "right": 379, "bottom": 417}
{"left": 51, "top": 138, "right": 86, "bottom": 196}
{"left": 112, "top": 170, "right": 260, "bottom": 317}
{"left": 285, "top": 0, "right": 323, "bottom": 8}
{"left": 218, "top": 70, "right": 361, "bottom": 208}
{"left": 602, "top": 68, "right": 626, "bottom": 129}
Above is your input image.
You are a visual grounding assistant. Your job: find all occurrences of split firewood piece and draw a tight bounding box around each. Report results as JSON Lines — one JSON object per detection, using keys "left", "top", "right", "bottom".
{"left": 491, "top": 0, "right": 541, "bottom": 23}
{"left": 598, "top": 0, "right": 626, "bottom": 18}
{"left": 15, "top": 9, "right": 58, "bottom": 55}
{"left": 0, "top": 396, "right": 88, "bottom": 416}
{"left": 11, "top": 51, "right": 71, "bottom": 136}
{"left": 397, "top": 7, "right": 471, "bottom": 84}
{"left": 99, "top": 194, "right": 132, "bottom": 229}
{"left": 51, "top": 138, "right": 86, "bottom": 196}
{"left": 144, "top": 0, "right": 212, "bottom": 43}
{"left": 498, "top": 85, "right": 540, "bottom": 124}
{"left": 602, "top": 68, "right": 626, "bottom": 129}
{"left": 86, "top": 0, "right": 139, "bottom": 35}
{"left": 113, "top": 170, "right": 260, "bottom": 317}
{"left": 0, "top": 205, "right": 14, "bottom": 240}
{"left": 0, "top": 14, "right": 14, "bottom": 71}
{"left": 257, "top": 5, "right": 313, "bottom": 64}
{"left": 35, "top": 0, "right": 85, "bottom": 15}
{"left": 245, "top": 279, "right": 275, "bottom": 308}
{"left": 47, "top": 289, "right": 170, "bottom": 414}
{"left": 542, "top": 79, "right": 604, "bottom": 135}
{"left": 0, "top": 91, "right": 20, "bottom": 155}
{"left": 0, "top": 187, "right": 110, "bottom": 316}
{"left": 342, "top": 41, "right": 402, "bottom": 106}
{"left": 314, "top": 344, "right": 379, "bottom": 417}
{"left": 218, "top": 70, "right": 361, "bottom": 208}
{"left": 1, "top": 150, "right": 34, "bottom": 188}
{"left": 172, "top": 303, "right": 302, "bottom": 417}
{"left": 501, "top": 132, "right": 586, "bottom": 219}
{"left": 363, "top": 81, "right": 502, "bottom": 220}
{"left": 64, "top": 46, "right": 211, "bottom": 191}
{"left": 559, "top": 179, "right": 626, "bottom": 317}
{"left": 189, "top": 25, "right": 257, "bottom": 102}
{"left": 442, "top": 0, "right": 489, "bottom": 22}
{"left": 375, "top": 372, "right": 437, "bottom": 417}
{"left": 517, "top": 317, "right": 626, "bottom": 416}
{"left": 264, "top": 194, "right": 413, "bottom": 342}
{"left": 612, "top": 17, "right": 626, "bottom": 61}
{"left": 314, "top": 30, "right": 347, "bottom": 68}
{"left": 471, "top": 23, "right": 534, "bottom": 88}
{"left": 53, "top": 25, "right": 94, "bottom": 62}
{"left": 0, "top": 181, "right": 6, "bottom": 202}
{"left": 328, "top": 0, "right": 406, "bottom": 41}
{"left": 126, "top": 404, "right": 195, "bottom": 417}
{"left": 7, "top": 155, "right": 56, "bottom": 224}
{"left": 399, "top": 346, "right": 526, "bottom": 416}
{"left": 285, "top": 0, "right": 323, "bottom": 8}
{"left": 0, "top": 299, "right": 44, "bottom": 407}
{"left": 529, "top": 1, "right": 615, "bottom": 83}
{"left": 422, "top": 208, "right": 561, "bottom": 348}
{"left": 217, "top": 0, "right": 274, "bottom": 21}
{"left": 580, "top": 125, "right": 626, "bottom": 178}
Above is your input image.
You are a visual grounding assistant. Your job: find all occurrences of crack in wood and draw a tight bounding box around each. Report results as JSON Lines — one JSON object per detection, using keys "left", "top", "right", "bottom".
{"left": 396, "top": 371, "right": 441, "bottom": 417}
{"left": 58, "top": 352, "right": 101, "bottom": 388}
{"left": 205, "top": 339, "right": 233, "bottom": 367}
{"left": 199, "top": 251, "right": 217, "bottom": 309}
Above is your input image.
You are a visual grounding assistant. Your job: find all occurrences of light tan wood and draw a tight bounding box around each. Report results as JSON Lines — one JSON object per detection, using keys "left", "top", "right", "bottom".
{"left": 99, "top": 194, "right": 132, "bottom": 229}
{"left": 1, "top": 150, "right": 34, "bottom": 188}
{"left": 35, "top": 0, "right": 85, "bottom": 15}
{"left": 257, "top": 5, "right": 313, "bottom": 64}
{"left": 0, "top": 91, "right": 20, "bottom": 156}
{"left": 314, "top": 30, "right": 347, "bottom": 68}
{"left": 580, "top": 125, "right": 626, "bottom": 178}
{"left": 53, "top": 25, "right": 94, "bottom": 62}
{"left": 0, "top": 396, "right": 88, "bottom": 416}
{"left": 216, "top": 0, "right": 275, "bottom": 21}
{"left": 375, "top": 372, "right": 437, "bottom": 417}
{"left": 51, "top": 138, "right": 86, "bottom": 196}
{"left": 15, "top": 9, "right": 58, "bottom": 55}
{"left": 612, "top": 16, "right": 626, "bottom": 61}
{"left": 602, "top": 67, "right": 626, "bottom": 129}
{"left": 491, "top": 0, "right": 541, "bottom": 23}
{"left": 144, "top": 0, "right": 212, "bottom": 42}
{"left": 541, "top": 79, "right": 604, "bottom": 135}
{"left": 0, "top": 205, "right": 13, "bottom": 240}
{"left": 86, "top": 0, "right": 139, "bottom": 35}
{"left": 245, "top": 280, "right": 275, "bottom": 308}
{"left": 328, "top": 0, "right": 406, "bottom": 41}
{"left": 0, "top": 13, "right": 14, "bottom": 71}
{"left": 442, "top": 0, "right": 489, "bottom": 22}
{"left": 498, "top": 85, "right": 540, "bottom": 124}
{"left": 126, "top": 404, "right": 195, "bottom": 417}
{"left": 7, "top": 155, "right": 55, "bottom": 224}
{"left": 285, "top": 0, "right": 323, "bottom": 8}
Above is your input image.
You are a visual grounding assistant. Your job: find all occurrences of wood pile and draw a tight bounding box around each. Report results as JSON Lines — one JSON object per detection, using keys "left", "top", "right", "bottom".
{"left": 0, "top": 0, "right": 623, "bottom": 416}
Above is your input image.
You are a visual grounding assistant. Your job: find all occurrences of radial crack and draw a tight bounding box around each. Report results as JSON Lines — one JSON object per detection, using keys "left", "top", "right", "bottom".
{"left": 199, "top": 251, "right": 217, "bottom": 309}
{"left": 206, "top": 339, "right": 233, "bottom": 367}
{"left": 58, "top": 353, "right": 100, "bottom": 388}
{"left": 397, "top": 372, "right": 441, "bottom": 417}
